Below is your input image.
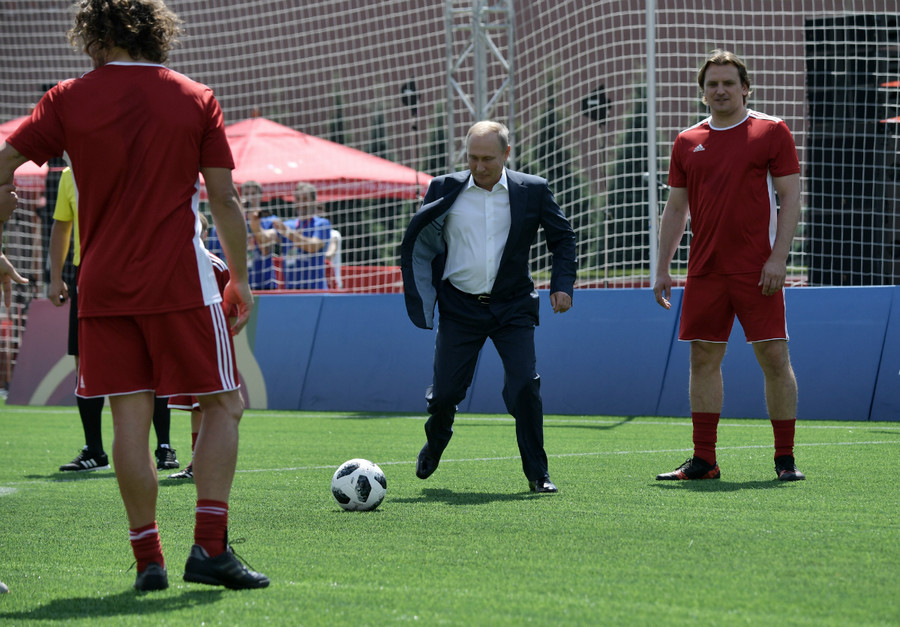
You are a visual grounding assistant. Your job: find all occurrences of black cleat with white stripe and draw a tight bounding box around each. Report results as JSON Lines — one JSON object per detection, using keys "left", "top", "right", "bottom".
{"left": 59, "top": 447, "right": 110, "bottom": 472}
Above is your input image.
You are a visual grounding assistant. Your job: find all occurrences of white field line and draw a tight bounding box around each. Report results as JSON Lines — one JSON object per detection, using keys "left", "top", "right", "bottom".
{"left": 1, "top": 439, "right": 895, "bottom": 487}
{"left": 237, "top": 439, "right": 900, "bottom": 473}
{"left": 249, "top": 413, "right": 900, "bottom": 431}
{"left": 450, "top": 416, "right": 900, "bottom": 431}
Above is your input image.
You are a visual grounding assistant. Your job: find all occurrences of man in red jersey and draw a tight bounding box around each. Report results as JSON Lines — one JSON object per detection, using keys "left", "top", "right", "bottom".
{"left": 0, "top": 0, "right": 268, "bottom": 591}
{"left": 653, "top": 49, "right": 805, "bottom": 483}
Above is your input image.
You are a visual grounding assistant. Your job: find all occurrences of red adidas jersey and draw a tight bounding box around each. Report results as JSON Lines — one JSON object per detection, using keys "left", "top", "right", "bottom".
{"left": 667, "top": 110, "right": 800, "bottom": 276}
{"left": 8, "top": 62, "right": 234, "bottom": 317}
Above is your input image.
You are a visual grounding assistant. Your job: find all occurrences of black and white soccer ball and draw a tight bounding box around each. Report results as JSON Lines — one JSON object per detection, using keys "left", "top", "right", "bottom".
{"left": 331, "top": 458, "right": 387, "bottom": 511}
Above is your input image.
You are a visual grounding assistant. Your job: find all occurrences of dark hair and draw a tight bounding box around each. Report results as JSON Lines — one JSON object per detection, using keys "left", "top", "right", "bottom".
{"left": 68, "top": 0, "right": 183, "bottom": 64}
{"left": 697, "top": 49, "right": 752, "bottom": 104}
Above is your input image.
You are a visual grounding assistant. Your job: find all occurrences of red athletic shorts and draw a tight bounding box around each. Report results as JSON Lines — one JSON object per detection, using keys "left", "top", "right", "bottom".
{"left": 77, "top": 303, "right": 239, "bottom": 398}
{"left": 679, "top": 272, "right": 788, "bottom": 343}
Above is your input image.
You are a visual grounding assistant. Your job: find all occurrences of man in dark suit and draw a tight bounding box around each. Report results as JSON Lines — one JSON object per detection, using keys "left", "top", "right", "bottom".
{"left": 400, "top": 120, "right": 577, "bottom": 493}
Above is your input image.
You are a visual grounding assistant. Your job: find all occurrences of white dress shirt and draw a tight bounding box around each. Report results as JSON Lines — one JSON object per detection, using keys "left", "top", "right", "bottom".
{"left": 441, "top": 169, "right": 511, "bottom": 295}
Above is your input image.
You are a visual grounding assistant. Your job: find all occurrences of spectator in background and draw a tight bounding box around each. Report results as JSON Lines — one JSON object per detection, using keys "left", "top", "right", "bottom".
{"left": 49, "top": 166, "right": 180, "bottom": 473}
{"left": 242, "top": 180, "right": 277, "bottom": 290}
{"left": 274, "top": 182, "right": 331, "bottom": 290}
{"left": 206, "top": 181, "right": 276, "bottom": 290}
{"left": 324, "top": 227, "right": 343, "bottom": 289}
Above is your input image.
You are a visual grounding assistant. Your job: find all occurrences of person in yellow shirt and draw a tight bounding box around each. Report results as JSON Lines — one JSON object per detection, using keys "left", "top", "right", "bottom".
{"left": 49, "top": 166, "right": 180, "bottom": 472}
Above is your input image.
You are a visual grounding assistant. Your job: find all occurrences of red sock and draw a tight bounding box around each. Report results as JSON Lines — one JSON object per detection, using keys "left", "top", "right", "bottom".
{"left": 129, "top": 521, "right": 164, "bottom": 573}
{"left": 195, "top": 499, "right": 229, "bottom": 557}
{"left": 692, "top": 412, "right": 719, "bottom": 465}
{"left": 772, "top": 419, "right": 796, "bottom": 458}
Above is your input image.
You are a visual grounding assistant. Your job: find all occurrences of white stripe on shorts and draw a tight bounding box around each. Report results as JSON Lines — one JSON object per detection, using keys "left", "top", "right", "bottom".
{"left": 209, "top": 303, "right": 237, "bottom": 390}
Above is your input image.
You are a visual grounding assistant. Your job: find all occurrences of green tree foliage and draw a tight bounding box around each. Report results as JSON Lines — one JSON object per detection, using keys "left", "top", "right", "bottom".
{"left": 605, "top": 84, "right": 652, "bottom": 268}
{"left": 425, "top": 103, "right": 448, "bottom": 176}
{"left": 521, "top": 78, "right": 596, "bottom": 272}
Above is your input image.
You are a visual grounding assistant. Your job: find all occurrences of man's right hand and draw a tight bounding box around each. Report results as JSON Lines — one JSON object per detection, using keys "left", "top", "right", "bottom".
{"left": 653, "top": 273, "right": 673, "bottom": 310}
{"left": 48, "top": 276, "right": 69, "bottom": 307}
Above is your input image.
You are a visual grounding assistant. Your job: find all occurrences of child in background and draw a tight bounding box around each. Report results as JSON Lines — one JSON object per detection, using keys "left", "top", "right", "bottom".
{"left": 168, "top": 212, "right": 233, "bottom": 480}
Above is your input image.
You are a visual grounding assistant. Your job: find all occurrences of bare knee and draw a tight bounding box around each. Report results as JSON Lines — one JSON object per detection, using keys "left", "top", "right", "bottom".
{"left": 198, "top": 389, "right": 244, "bottom": 422}
{"left": 753, "top": 340, "right": 793, "bottom": 377}
{"left": 690, "top": 342, "right": 726, "bottom": 376}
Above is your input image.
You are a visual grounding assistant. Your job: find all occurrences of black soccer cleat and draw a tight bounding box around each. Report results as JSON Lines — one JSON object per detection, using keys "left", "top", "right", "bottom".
{"left": 656, "top": 456, "right": 721, "bottom": 480}
{"left": 134, "top": 562, "right": 168, "bottom": 592}
{"left": 183, "top": 544, "right": 269, "bottom": 590}
{"left": 155, "top": 446, "right": 180, "bottom": 470}
{"left": 774, "top": 455, "right": 806, "bottom": 481}
{"left": 529, "top": 477, "right": 558, "bottom": 493}
{"left": 59, "top": 448, "right": 110, "bottom": 472}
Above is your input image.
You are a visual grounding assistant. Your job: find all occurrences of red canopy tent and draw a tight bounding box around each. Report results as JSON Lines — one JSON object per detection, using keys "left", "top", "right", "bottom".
{"left": 0, "top": 116, "right": 49, "bottom": 191}
{"left": 3, "top": 115, "right": 433, "bottom": 201}
{"left": 223, "top": 117, "right": 431, "bottom": 202}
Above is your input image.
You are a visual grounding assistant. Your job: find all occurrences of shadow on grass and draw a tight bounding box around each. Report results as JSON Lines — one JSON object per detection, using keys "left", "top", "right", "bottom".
{"left": 392, "top": 487, "right": 532, "bottom": 505}
{"left": 330, "top": 412, "right": 413, "bottom": 420}
{"left": 0, "top": 588, "right": 224, "bottom": 621}
{"left": 654, "top": 480, "right": 791, "bottom": 492}
{"left": 547, "top": 415, "right": 637, "bottom": 431}
{"left": 26, "top": 472, "right": 118, "bottom": 482}
{"left": 462, "top": 416, "right": 638, "bottom": 431}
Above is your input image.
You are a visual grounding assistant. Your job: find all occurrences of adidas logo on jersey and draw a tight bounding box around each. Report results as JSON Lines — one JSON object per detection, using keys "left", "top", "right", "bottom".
{"left": 693, "top": 144, "right": 706, "bottom": 152}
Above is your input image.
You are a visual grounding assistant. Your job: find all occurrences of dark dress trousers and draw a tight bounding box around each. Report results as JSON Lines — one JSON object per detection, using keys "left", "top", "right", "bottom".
{"left": 400, "top": 169, "right": 576, "bottom": 480}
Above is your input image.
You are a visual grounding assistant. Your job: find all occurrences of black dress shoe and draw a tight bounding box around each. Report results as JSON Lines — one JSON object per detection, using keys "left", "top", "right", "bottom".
{"left": 416, "top": 443, "right": 440, "bottom": 479}
{"left": 529, "top": 477, "right": 558, "bottom": 493}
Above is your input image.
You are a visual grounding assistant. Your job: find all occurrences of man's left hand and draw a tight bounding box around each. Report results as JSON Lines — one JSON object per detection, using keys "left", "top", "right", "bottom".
{"left": 550, "top": 291, "right": 572, "bottom": 314}
{"left": 223, "top": 280, "right": 254, "bottom": 335}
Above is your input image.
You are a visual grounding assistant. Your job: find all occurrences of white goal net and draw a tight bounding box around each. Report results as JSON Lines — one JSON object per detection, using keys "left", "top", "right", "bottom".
{"left": 0, "top": 0, "right": 898, "bottom": 385}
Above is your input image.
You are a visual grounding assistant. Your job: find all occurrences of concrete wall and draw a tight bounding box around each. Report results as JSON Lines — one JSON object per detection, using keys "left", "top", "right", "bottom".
{"left": 8, "top": 287, "right": 900, "bottom": 421}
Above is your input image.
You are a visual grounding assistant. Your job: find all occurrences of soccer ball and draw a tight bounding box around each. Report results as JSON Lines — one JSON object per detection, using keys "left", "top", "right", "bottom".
{"left": 331, "top": 458, "right": 387, "bottom": 511}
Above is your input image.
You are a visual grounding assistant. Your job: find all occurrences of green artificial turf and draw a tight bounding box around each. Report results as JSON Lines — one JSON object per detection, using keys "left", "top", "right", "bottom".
{"left": 0, "top": 405, "right": 897, "bottom": 625}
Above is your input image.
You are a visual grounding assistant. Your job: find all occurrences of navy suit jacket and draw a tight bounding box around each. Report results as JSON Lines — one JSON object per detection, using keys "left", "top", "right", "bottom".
{"left": 400, "top": 169, "right": 577, "bottom": 329}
